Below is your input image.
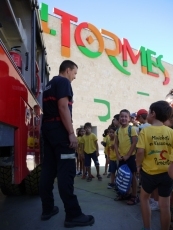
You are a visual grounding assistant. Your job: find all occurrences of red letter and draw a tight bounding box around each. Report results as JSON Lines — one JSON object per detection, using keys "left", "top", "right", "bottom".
{"left": 122, "top": 38, "right": 140, "bottom": 67}
{"left": 53, "top": 8, "right": 78, "bottom": 57}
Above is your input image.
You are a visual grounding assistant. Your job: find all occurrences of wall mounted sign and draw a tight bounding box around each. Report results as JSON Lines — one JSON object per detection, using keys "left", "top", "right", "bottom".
{"left": 94, "top": 99, "right": 110, "bottom": 122}
{"left": 40, "top": 3, "right": 170, "bottom": 85}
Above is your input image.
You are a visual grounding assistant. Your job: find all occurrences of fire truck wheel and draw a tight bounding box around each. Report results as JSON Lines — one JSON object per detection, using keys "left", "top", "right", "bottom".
{"left": 0, "top": 166, "right": 25, "bottom": 196}
{"left": 25, "top": 165, "right": 41, "bottom": 195}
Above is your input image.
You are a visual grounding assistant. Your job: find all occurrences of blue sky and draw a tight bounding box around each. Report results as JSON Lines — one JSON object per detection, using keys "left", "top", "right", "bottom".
{"left": 40, "top": 0, "right": 173, "bottom": 64}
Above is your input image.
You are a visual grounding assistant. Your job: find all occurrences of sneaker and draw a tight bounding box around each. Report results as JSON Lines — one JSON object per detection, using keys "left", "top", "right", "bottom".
{"left": 64, "top": 213, "right": 95, "bottom": 228}
{"left": 76, "top": 171, "right": 82, "bottom": 176}
{"left": 107, "top": 183, "right": 114, "bottom": 189}
{"left": 41, "top": 206, "right": 59, "bottom": 220}
{"left": 150, "top": 202, "right": 159, "bottom": 211}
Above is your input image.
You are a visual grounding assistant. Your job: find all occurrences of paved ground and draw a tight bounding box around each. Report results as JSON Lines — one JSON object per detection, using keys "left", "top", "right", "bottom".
{"left": 0, "top": 153, "right": 161, "bottom": 230}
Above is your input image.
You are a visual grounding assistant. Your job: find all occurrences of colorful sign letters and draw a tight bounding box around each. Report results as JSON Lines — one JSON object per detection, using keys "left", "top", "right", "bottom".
{"left": 40, "top": 3, "right": 170, "bottom": 85}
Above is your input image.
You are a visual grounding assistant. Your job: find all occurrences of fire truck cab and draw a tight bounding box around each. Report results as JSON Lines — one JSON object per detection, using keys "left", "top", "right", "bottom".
{"left": 0, "top": 0, "right": 49, "bottom": 195}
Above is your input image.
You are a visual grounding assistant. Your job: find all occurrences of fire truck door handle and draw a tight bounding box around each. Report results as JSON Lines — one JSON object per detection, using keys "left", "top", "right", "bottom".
{"left": 25, "top": 52, "right": 29, "bottom": 71}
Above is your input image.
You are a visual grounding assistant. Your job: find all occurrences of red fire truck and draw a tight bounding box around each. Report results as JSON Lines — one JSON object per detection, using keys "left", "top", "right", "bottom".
{"left": 0, "top": 0, "right": 49, "bottom": 195}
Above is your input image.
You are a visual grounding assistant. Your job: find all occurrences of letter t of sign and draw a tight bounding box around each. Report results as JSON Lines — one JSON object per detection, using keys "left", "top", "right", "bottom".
{"left": 53, "top": 8, "right": 78, "bottom": 57}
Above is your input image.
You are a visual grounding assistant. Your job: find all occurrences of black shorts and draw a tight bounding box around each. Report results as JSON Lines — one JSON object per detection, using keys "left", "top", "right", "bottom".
{"left": 141, "top": 170, "right": 173, "bottom": 197}
{"left": 118, "top": 155, "right": 136, "bottom": 173}
{"left": 108, "top": 160, "right": 117, "bottom": 173}
{"left": 84, "top": 151, "right": 99, "bottom": 167}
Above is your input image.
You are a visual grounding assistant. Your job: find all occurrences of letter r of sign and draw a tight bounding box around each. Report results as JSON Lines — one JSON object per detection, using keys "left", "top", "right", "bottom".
{"left": 94, "top": 99, "right": 110, "bottom": 122}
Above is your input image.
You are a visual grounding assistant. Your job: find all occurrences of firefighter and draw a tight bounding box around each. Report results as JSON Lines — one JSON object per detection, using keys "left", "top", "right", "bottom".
{"left": 40, "top": 60, "right": 94, "bottom": 228}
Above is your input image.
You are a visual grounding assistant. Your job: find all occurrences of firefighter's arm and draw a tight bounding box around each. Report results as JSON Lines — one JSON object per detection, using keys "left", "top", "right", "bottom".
{"left": 58, "top": 97, "right": 77, "bottom": 149}
{"left": 58, "top": 97, "right": 74, "bottom": 134}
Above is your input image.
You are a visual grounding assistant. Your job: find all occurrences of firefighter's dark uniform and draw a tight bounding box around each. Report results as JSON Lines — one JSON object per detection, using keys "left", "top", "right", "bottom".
{"left": 40, "top": 76, "right": 82, "bottom": 219}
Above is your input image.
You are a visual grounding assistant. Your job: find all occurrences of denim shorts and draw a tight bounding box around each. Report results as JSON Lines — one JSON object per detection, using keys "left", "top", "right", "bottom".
{"left": 108, "top": 160, "right": 117, "bottom": 173}
{"left": 84, "top": 151, "right": 99, "bottom": 167}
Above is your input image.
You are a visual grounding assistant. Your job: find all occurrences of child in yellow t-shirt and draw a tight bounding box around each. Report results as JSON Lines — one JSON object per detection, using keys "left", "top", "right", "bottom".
{"left": 164, "top": 113, "right": 173, "bottom": 229}
{"left": 106, "top": 126, "right": 117, "bottom": 189}
{"left": 81, "top": 122, "right": 102, "bottom": 182}
{"left": 136, "top": 100, "right": 173, "bottom": 230}
{"left": 114, "top": 109, "right": 138, "bottom": 204}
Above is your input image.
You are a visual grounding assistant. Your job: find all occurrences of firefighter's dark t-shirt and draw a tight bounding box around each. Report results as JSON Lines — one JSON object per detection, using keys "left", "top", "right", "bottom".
{"left": 42, "top": 76, "right": 73, "bottom": 122}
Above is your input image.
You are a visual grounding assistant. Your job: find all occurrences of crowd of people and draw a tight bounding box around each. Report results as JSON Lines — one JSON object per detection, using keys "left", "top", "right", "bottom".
{"left": 40, "top": 59, "right": 173, "bottom": 230}
{"left": 75, "top": 102, "right": 173, "bottom": 230}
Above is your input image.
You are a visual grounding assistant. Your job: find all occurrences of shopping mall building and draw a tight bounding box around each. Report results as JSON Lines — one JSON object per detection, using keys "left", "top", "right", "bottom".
{"left": 40, "top": 3, "right": 173, "bottom": 146}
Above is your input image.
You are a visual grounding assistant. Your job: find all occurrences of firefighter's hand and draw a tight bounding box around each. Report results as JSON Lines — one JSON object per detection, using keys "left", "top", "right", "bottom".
{"left": 69, "top": 133, "right": 78, "bottom": 149}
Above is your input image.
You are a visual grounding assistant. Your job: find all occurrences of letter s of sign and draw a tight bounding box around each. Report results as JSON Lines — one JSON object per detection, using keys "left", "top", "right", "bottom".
{"left": 156, "top": 55, "right": 170, "bottom": 85}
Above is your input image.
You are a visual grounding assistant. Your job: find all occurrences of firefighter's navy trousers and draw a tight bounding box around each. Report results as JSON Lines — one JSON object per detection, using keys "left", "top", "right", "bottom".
{"left": 40, "top": 121, "right": 82, "bottom": 219}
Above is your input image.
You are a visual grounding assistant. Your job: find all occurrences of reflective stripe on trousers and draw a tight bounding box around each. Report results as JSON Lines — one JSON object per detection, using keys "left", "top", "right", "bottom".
{"left": 61, "top": 153, "right": 76, "bottom": 159}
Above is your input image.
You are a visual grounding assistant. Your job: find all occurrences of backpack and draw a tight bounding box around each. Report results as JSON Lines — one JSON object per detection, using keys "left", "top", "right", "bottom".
{"left": 116, "top": 125, "right": 132, "bottom": 144}
{"left": 115, "top": 164, "right": 132, "bottom": 194}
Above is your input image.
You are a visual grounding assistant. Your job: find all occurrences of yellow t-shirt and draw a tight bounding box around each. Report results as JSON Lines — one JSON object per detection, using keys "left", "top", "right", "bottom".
{"left": 81, "top": 133, "right": 97, "bottom": 154}
{"left": 106, "top": 138, "right": 116, "bottom": 161}
{"left": 136, "top": 125, "right": 173, "bottom": 175}
{"left": 77, "top": 136, "right": 82, "bottom": 154}
{"left": 115, "top": 125, "right": 137, "bottom": 156}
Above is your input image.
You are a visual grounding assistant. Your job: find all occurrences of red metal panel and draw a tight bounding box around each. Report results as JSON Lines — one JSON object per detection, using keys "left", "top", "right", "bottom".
{"left": 0, "top": 41, "right": 41, "bottom": 184}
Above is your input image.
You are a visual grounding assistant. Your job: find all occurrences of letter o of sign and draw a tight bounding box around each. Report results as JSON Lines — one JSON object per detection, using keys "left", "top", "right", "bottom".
{"left": 74, "top": 22, "right": 104, "bottom": 58}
